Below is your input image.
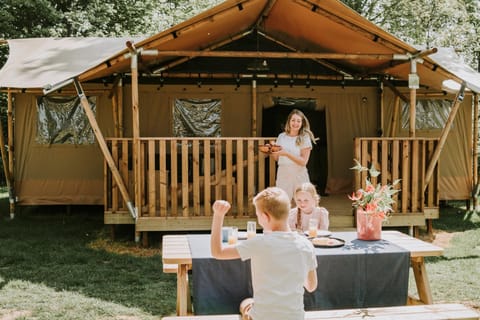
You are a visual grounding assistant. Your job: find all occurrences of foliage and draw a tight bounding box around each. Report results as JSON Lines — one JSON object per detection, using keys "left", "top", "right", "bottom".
{"left": 342, "top": 0, "right": 480, "bottom": 69}
{"left": 349, "top": 159, "right": 400, "bottom": 219}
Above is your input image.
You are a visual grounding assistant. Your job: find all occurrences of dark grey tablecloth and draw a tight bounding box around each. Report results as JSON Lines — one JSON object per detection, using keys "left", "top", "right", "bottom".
{"left": 188, "top": 232, "right": 409, "bottom": 315}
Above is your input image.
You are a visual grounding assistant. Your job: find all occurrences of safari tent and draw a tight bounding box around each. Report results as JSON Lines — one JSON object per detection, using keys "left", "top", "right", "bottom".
{"left": 1, "top": 0, "right": 479, "bottom": 241}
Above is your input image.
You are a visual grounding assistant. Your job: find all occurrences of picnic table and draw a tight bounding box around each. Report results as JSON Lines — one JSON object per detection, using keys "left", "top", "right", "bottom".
{"left": 162, "top": 230, "right": 444, "bottom": 316}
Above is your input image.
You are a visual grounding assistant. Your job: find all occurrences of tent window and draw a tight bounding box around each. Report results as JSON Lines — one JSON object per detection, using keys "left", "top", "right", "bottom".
{"left": 36, "top": 96, "right": 96, "bottom": 145}
{"left": 401, "top": 99, "right": 452, "bottom": 130}
{"left": 173, "top": 98, "right": 221, "bottom": 137}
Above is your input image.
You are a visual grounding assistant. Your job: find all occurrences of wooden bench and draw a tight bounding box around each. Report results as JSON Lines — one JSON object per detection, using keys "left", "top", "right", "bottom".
{"left": 163, "top": 263, "right": 181, "bottom": 274}
{"left": 161, "top": 303, "right": 480, "bottom": 320}
{"left": 162, "top": 263, "right": 192, "bottom": 314}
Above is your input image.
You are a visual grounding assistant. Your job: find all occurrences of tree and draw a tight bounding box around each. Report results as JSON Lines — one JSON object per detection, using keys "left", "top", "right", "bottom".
{"left": 342, "top": 0, "right": 480, "bottom": 69}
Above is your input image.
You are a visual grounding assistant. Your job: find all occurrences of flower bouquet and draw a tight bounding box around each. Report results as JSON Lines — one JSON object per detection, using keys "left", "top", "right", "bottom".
{"left": 349, "top": 159, "right": 400, "bottom": 240}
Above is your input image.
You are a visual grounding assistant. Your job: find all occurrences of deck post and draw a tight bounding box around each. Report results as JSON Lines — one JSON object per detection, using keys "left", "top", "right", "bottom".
{"left": 7, "top": 89, "right": 15, "bottom": 219}
{"left": 408, "top": 59, "right": 419, "bottom": 137}
{"left": 474, "top": 93, "right": 479, "bottom": 210}
{"left": 126, "top": 41, "right": 142, "bottom": 243}
{"left": 252, "top": 79, "right": 257, "bottom": 136}
{"left": 0, "top": 90, "right": 14, "bottom": 218}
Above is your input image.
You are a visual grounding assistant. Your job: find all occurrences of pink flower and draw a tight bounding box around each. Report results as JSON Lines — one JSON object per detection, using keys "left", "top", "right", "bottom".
{"left": 349, "top": 159, "right": 400, "bottom": 221}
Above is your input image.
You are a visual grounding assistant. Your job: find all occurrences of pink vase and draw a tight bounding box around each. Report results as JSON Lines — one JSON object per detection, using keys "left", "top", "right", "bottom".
{"left": 356, "top": 209, "right": 383, "bottom": 240}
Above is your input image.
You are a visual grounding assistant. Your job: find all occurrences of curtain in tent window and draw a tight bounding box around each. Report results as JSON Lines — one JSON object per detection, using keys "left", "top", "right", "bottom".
{"left": 36, "top": 96, "right": 96, "bottom": 145}
{"left": 401, "top": 99, "right": 452, "bottom": 130}
{"left": 173, "top": 98, "right": 221, "bottom": 137}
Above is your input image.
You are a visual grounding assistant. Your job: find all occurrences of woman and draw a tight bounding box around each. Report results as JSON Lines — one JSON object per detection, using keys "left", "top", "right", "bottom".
{"left": 271, "top": 109, "right": 317, "bottom": 201}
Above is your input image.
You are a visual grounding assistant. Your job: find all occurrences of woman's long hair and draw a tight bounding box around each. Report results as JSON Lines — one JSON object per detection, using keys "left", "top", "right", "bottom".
{"left": 284, "top": 109, "right": 317, "bottom": 146}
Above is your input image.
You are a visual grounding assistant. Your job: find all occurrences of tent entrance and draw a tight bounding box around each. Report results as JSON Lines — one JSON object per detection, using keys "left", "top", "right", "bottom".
{"left": 262, "top": 98, "right": 328, "bottom": 195}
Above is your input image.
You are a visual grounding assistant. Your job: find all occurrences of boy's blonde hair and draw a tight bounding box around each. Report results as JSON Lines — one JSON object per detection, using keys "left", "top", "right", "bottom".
{"left": 294, "top": 182, "right": 320, "bottom": 206}
{"left": 253, "top": 187, "right": 291, "bottom": 220}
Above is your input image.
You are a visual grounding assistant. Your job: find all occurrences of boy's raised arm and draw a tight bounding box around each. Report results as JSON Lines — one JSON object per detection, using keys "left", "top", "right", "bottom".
{"left": 210, "top": 200, "right": 241, "bottom": 260}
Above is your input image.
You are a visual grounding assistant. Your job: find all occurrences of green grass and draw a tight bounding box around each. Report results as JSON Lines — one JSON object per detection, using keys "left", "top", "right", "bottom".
{"left": 0, "top": 202, "right": 177, "bottom": 319}
{"left": 0, "top": 198, "right": 479, "bottom": 319}
{"left": 409, "top": 201, "right": 480, "bottom": 308}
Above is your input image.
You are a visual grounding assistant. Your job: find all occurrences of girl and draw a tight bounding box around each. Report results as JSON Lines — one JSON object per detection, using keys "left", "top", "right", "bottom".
{"left": 288, "top": 182, "right": 329, "bottom": 232}
{"left": 271, "top": 109, "right": 317, "bottom": 201}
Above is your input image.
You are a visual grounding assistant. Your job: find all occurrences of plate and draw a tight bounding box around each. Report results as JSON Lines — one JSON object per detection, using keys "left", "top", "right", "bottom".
{"left": 311, "top": 237, "right": 345, "bottom": 248}
{"left": 304, "top": 230, "right": 332, "bottom": 238}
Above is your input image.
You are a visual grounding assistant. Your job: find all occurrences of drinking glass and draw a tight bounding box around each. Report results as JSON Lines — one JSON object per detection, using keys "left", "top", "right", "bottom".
{"left": 228, "top": 227, "right": 238, "bottom": 244}
{"left": 222, "top": 227, "right": 231, "bottom": 242}
{"left": 308, "top": 218, "right": 319, "bottom": 238}
{"left": 247, "top": 221, "right": 257, "bottom": 239}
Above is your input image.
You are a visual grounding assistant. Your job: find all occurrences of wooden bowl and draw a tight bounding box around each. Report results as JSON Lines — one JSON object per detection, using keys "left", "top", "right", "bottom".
{"left": 258, "top": 144, "right": 271, "bottom": 153}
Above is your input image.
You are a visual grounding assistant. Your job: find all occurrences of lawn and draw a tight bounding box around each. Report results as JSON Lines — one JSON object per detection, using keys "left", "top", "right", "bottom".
{"left": 0, "top": 197, "right": 479, "bottom": 319}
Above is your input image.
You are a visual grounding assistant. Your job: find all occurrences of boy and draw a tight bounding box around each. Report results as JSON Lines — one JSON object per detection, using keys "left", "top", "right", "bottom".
{"left": 211, "top": 187, "right": 318, "bottom": 320}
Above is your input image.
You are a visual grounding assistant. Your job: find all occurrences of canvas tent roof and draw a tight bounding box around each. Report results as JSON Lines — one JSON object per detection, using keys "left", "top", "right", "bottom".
{"left": 0, "top": 37, "right": 144, "bottom": 89}
{"left": 0, "top": 0, "right": 479, "bottom": 93}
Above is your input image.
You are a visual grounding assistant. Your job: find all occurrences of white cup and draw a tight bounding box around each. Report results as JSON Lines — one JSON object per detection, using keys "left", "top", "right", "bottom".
{"left": 308, "top": 218, "right": 318, "bottom": 238}
{"left": 247, "top": 221, "right": 257, "bottom": 239}
{"left": 222, "top": 227, "right": 231, "bottom": 242}
{"left": 228, "top": 227, "right": 238, "bottom": 244}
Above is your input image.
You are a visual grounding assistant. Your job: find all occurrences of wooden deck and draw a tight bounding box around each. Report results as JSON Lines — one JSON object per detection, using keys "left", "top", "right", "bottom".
{"left": 104, "top": 137, "right": 439, "bottom": 233}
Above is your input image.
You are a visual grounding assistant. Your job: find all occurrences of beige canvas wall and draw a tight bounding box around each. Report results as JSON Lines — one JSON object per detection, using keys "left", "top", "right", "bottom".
{"left": 13, "top": 82, "right": 472, "bottom": 205}
{"left": 13, "top": 92, "right": 113, "bottom": 205}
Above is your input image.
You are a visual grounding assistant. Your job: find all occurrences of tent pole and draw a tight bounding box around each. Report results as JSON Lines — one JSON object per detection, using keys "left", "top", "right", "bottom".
{"left": 72, "top": 79, "right": 136, "bottom": 220}
{"left": 252, "top": 79, "right": 257, "bottom": 136}
{"left": 0, "top": 97, "right": 11, "bottom": 188}
{"left": 7, "top": 89, "right": 15, "bottom": 219}
{"left": 408, "top": 60, "right": 419, "bottom": 137}
{"left": 378, "top": 81, "right": 384, "bottom": 136}
{"left": 424, "top": 82, "right": 466, "bottom": 192}
{"left": 108, "top": 75, "right": 123, "bottom": 138}
{"left": 473, "top": 93, "right": 479, "bottom": 210}
{"left": 389, "top": 95, "right": 401, "bottom": 138}
{"left": 118, "top": 78, "right": 124, "bottom": 138}
{"left": 126, "top": 41, "right": 143, "bottom": 244}
{"left": 0, "top": 90, "right": 14, "bottom": 218}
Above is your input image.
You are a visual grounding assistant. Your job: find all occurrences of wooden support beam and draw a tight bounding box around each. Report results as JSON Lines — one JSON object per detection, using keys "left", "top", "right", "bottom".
{"left": 7, "top": 90, "right": 15, "bottom": 218}
{"left": 473, "top": 93, "right": 479, "bottom": 208}
{"left": 127, "top": 41, "right": 142, "bottom": 241}
{"left": 0, "top": 91, "right": 14, "bottom": 218}
{"left": 252, "top": 80, "right": 257, "bottom": 136}
{"left": 0, "top": 101, "right": 11, "bottom": 188}
{"left": 409, "top": 88, "right": 416, "bottom": 137}
{"left": 424, "top": 83, "right": 466, "bottom": 191}
{"left": 389, "top": 95, "right": 401, "bottom": 137}
{"left": 152, "top": 50, "right": 405, "bottom": 60}
{"left": 73, "top": 79, "right": 136, "bottom": 219}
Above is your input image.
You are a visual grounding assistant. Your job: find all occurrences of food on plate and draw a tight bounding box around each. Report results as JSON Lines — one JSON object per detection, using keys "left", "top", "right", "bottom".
{"left": 270, "top": 145, "right": 282, "bottom": 152}
{"left": 312, "top": 237, "right": 330, "bottom": 246}
{"left": 258, "top": 144, "right": 271, "bottom": 153}
{"left": 311, "top": 237, "right": 344, "bottom": 247}
{"left": 259, "top": 144, "right": 282, "bottom": 154}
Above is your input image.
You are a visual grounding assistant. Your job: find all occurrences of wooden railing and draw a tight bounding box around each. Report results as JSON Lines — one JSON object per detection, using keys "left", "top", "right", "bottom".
{"left": 354, "top": 138, "right": 440, "bottom": 214}
{"left": 104, "top": 137, "right": 277, "bottom": 219}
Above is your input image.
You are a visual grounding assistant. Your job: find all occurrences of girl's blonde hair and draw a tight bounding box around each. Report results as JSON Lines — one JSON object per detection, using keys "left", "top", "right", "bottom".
{"left": 284, "top": 109, "right": 317, "bottom": 146}
{"left": 253, "top": 187, "right": 291, "bottom": 220}
{"left": 294, "top": 182, "right": 320, "bottom": 206}
{"left": 294, "top": 182, "right": 320, "bottom": 231}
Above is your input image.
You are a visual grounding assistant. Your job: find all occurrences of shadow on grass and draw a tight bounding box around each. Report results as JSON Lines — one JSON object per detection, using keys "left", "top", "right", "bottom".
{"left": 435, "top": 201, "right": 480, "bottom": 232}
{"left": 0, "top": 198, "right": 177, "bottom": 317}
